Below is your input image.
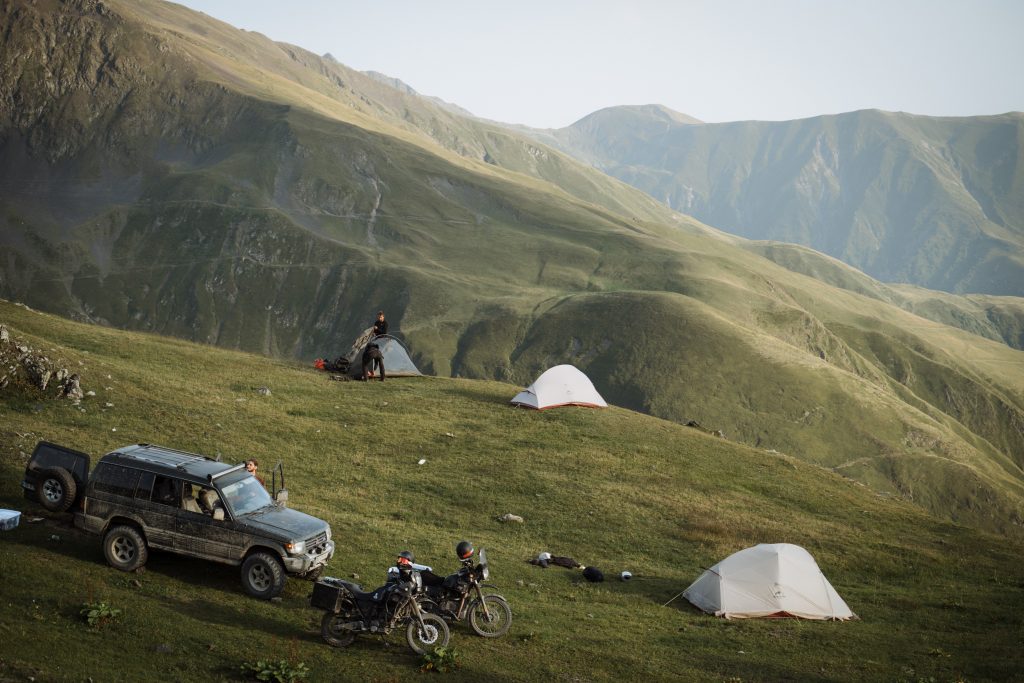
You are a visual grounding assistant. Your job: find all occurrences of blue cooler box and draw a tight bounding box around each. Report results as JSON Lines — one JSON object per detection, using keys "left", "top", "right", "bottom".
{"left": 0, "top": 510, "right": 21, "bottom": 531}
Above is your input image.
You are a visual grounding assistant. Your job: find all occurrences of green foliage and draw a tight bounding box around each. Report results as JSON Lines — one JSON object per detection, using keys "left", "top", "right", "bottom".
{"left": 420, "top": 646, "right": 462, "bottom": 673}
{"left": 79, "top": 601, "right": 121, "bottom": 629}
{"left": 238, "top": 659, "right": 309, "bottom": 683}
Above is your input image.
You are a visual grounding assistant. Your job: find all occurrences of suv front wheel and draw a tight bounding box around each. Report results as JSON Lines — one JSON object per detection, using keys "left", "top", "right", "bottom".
{"left": 241, "top": 551, "right": 286, "bottom": 599}
{"left": 103, "top": 525, "right": 149, "bottom": 572}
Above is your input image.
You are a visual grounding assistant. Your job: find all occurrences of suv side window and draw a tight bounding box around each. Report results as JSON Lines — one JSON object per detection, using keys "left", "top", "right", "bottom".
{"left": 135, "top": 471, "right": 155, "bottom": 500}
{"left": 92, "top": 463, "right": 140, "bottom": 498}
{"left": 151, "top": 475, "right": 182, "bottom": 508}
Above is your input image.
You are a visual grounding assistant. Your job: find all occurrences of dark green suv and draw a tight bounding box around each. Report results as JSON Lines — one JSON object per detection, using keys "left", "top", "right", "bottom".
{"left": 23, "top": 442, "right": 334, "bottom": 599}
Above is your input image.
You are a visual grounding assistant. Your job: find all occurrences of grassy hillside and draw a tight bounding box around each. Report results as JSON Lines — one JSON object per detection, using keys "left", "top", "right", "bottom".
{"left": 1, "top": 302, "right": 1023, "bottom": 683}
{"left": 1, "top": 0, "right": 1023, "bottom": 544}
{"left": 525, "top": 106, "right": 1024, "bottom": 297}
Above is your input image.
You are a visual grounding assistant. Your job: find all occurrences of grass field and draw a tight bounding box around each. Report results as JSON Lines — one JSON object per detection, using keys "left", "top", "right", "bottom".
{"left": 1, "top": 302, "right": 1022, "bottom": 682}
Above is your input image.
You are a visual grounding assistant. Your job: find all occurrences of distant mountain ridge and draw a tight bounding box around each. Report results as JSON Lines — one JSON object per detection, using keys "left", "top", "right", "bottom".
{"left": 360, "top": 69, "right": 476, "bottom": 118}
{"left": 521, "top": 106, "right": 1024, "bottom": 297}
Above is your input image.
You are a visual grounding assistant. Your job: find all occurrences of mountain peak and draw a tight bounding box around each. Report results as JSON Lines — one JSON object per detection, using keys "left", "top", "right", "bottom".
{"left": 570, "top": 104, "right": 703, "bottom": 129}
{"left": 626, "top": 103, "right": 703, "bottom": 125}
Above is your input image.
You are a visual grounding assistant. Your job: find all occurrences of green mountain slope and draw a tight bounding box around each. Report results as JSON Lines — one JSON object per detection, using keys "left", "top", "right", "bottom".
{"left": 1, "top": 302, "right": 1022, "bottom": 682}
{"left": 1, "top": 0, "right": 1023, "bottom": 540}
{"left": 738, "top": 241, "right": 1024, "bottom": 349}
{"left": 526, "top": 106, "right": 1024, "bottom": 297}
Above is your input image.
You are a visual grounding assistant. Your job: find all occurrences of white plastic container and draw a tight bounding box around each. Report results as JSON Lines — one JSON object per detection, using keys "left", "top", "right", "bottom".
{"left": 0, "top": 509, "right": 20, "bottom": 531}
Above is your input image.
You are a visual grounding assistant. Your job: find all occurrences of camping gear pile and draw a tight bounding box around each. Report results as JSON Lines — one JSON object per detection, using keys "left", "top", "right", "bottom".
{"left": 528, "top": 551, "right": 609, "bottom": 582}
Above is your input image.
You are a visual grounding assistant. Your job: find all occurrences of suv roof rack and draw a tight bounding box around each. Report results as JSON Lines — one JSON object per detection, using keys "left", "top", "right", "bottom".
{"left": 118, "top": 444, "right": 216, "bottom": 470}
{"left": 209, "top": 463, "right": 246, "bottom": 482}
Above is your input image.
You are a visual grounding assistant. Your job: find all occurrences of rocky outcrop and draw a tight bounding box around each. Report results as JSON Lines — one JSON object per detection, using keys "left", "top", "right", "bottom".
{"left": 0, "top": 323, "right": 87, "bottom": 402}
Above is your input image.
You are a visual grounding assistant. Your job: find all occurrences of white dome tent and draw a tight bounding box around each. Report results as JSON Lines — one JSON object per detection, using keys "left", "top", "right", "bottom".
{"left": 682, "top": 543, "right": 856, "bottom": 620}
{"left": 510, "top": 364, "right": 607, "bottom": 410}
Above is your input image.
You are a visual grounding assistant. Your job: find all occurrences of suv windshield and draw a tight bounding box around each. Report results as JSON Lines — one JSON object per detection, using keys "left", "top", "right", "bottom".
{"left": 220, "top": 476, "right": 274, "bottom": 516}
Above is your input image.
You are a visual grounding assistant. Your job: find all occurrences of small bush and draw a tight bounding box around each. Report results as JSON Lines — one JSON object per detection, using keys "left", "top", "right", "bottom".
{"left": 239, "top": 659, "right": 310, "bottom": 683}
{"left": 420, "top": 646, "right": 462, "bottom": 673}
{"left": 80, "top": 601, "right": 121, "bottom": 629}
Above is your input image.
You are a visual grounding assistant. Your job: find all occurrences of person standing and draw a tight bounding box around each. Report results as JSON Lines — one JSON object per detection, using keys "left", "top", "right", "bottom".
{"left": 245, "top": 459, "right": 266, "bottom": 488}
{"left": 362, "top": 342, "right": 385, "bottom": 382}
{"left": 372, "top": 310, "right": 388, "bottom": 337}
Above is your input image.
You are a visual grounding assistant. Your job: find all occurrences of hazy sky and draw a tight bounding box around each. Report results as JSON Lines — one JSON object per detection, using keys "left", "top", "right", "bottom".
{"left": 176, "top": 0, "right": 1024, "bottom": 128}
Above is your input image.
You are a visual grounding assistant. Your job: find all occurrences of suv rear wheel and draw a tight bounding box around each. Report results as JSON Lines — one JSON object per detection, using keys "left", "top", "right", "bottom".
{"left": 103, "top": 525, "right": 148, "bottom": 572}
{"left": 241, "top": 551, "right": 286, "bottom": 599}
{"left": 37, "top": 467, "right": 76, "bottom": 512}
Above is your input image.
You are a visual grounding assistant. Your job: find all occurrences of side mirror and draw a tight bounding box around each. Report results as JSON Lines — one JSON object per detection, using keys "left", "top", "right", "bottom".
{"left": 212, "top": 508, "right": 225, "bottom": 521}
{"left": 275, "top": 488, "right": 289, "bottom": 507}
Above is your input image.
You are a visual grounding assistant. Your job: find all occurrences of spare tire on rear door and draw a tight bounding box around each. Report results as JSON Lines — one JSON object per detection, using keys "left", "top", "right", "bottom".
{"left": 36, "top": 467, "right": 77, "bottom": 512}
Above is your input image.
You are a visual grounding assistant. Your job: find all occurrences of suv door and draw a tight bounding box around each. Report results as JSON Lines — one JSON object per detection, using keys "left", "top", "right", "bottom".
{"left": 173, "top": 486, "right": 248, "bottom": 564}
{"left": 87, "top": 462, "right": 141, "bottom": 524}
{"left": 131, "top": 471, "right": 182, "bottom": 550}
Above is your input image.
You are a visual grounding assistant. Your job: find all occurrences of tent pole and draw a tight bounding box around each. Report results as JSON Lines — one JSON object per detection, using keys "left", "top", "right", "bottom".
{"left": 662, "top": 590, "right": 686, "bottom": 607}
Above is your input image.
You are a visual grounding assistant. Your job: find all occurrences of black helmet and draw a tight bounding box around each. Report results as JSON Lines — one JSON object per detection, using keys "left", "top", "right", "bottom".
{"left": 455, "top": 540, "right": 474, "bottom": 560}
{"left": 397, "top": 550, "right": 415, "bottom": 565}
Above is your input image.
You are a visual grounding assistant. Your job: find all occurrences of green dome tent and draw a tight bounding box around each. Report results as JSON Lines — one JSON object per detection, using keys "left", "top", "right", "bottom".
{"left": 344, "top": 332, "right": 422, "bottom": 378}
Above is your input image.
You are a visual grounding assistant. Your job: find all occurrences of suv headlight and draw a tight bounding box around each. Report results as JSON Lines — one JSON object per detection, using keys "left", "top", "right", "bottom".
{"left": 285, "top": 540, "right": 305, "bottom": 555}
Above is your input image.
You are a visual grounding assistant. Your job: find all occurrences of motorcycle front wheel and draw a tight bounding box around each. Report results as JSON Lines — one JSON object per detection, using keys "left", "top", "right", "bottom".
{"left": 468, "top": 595, "right": 513, "bottom": 637}
{"left": 406, "top": 613, "right": 450, "bottom": 655}
{"left": 321, "top": 612, "right": 357, "bottom": 648}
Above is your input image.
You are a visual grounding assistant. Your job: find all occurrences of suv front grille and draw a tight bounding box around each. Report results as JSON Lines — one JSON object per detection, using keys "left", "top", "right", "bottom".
{"left": 306, "top": 531, "right": 329, "bottom": 555}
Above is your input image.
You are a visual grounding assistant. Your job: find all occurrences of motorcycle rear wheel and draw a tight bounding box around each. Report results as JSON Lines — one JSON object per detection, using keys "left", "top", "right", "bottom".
{"left": 468, "top": 595, "right": 512, "bottom": 637}
{"left": 321, "top": 612, "right": 357, "bottom": 648}
{"left": 406, "top": 613, "right": 450, "bottom": 654}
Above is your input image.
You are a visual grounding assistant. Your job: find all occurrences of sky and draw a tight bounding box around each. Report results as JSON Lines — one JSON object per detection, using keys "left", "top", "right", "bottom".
{"left": 175, "top": 0, "right": 1024, "bottom": 129}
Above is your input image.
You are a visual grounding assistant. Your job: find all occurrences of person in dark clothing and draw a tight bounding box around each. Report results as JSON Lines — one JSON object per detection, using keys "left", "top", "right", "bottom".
{"left": 362, "top": 342, "right": 385, "bottom": 381}
{"left": 372, "top": 310, "right": 388, "bottom": 337}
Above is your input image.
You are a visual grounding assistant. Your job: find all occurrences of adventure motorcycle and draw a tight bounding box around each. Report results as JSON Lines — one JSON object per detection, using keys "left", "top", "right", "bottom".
{"left": 311, "top": 562, "right": 449, "bottom": 654}
{"left": 421, "top": 547, "right": 513, "bottom": 637}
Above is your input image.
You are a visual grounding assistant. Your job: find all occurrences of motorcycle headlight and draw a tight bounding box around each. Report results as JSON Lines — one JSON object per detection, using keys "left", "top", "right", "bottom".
{"left": 285, "top": 540, "right": 305, "bottom": 555}
{"left": 480, "top": 565, "right": 489, "bottom": 581}
{"left": 413, "top": 572, "right": 423, "bottom": 591}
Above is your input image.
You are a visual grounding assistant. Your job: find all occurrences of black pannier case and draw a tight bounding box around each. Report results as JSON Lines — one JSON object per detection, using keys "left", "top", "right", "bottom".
{"left": 311, "top": 579, "right": 344, "bottom": 611}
